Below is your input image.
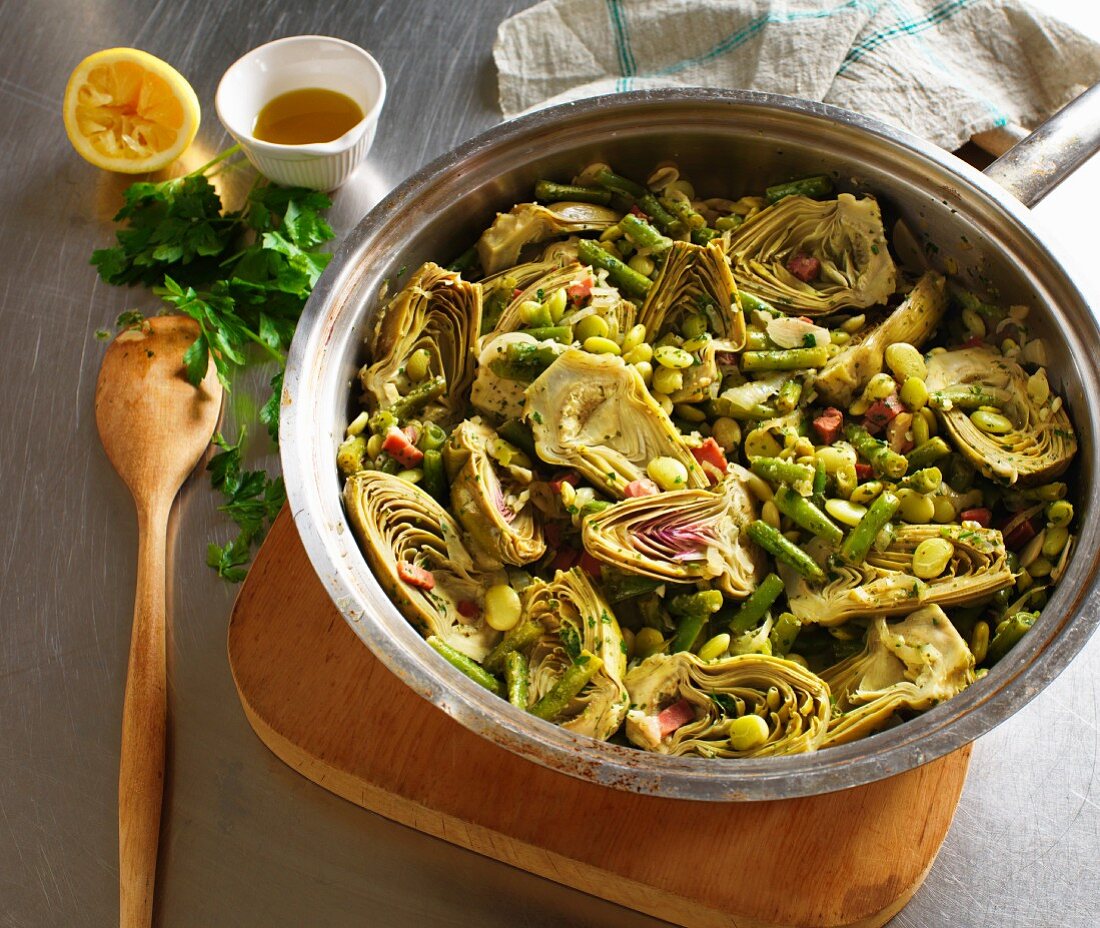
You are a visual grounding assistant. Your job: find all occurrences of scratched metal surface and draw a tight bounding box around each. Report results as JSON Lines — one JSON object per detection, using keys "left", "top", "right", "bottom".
{"left": 0, "top": 1, "right": 1097, "bottom": 926}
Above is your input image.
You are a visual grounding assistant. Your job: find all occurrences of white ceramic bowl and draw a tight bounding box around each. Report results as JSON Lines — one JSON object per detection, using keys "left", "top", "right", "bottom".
{"left": 215, "top": 35, "right": 386, "bottom": 190}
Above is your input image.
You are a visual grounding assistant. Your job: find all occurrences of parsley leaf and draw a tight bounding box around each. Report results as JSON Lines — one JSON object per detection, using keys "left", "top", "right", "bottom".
{"left": 92, "top": 146, "right": 336, "bottom": 583}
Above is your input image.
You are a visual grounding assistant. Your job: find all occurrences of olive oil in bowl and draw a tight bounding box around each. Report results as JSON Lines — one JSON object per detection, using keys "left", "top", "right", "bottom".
{"left": 253, "top": 88, "right": 364, "bottom": 145}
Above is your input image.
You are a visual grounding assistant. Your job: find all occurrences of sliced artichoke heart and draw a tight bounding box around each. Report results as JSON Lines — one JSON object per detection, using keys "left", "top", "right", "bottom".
{"left": 639, "top": 240, "right": 747, "bottom": 349}
{"left": 344, "top": 471, "right": 505, "bottom": 661}
{"left": 821, "top": 605, "right": 975, "bottom": 746}
{"left": 477, "top": 202, "right": 620, "bottom": 275}
{"left": 524, "top": 348, "right": 706, "bottom": 498}
{"left": 444, "top": 418, "right": 545, "bottom": 567}
{"left": 816, "top": 270, "right": 947, "bottom": 406}
{"left": 520, "top": 568, "right": 629, "bottom": 740}
{"left": 623, "top": 651, "right": 831, "bottom": 757}
{"left": 726, "top": 193, "right": 896, "bottom": 315}
{"left": 359, "top": 262, "right": 480, "bottom": 425}
{"left": 582, "top": 468, "right": 765, "bottom": 597}
{"left": 782, "top": 524, "right": 1015, "bottom": 626}
{"left": 925, "top": 346, "right": 1076, "bottom": 485}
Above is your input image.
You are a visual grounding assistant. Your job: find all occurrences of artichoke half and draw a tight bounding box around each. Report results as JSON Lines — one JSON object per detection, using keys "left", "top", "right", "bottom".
{"left": 477, "top": 202, "right": 620, "bottom": 275}
{"left": 623, "top": 652, "right": 831, "bottom": 757}
{"left": 815, "top": 270, "right": 948, "bottom": 406}
{"left": 524, "top": 349, "right": 707, "bottom": 498}
{"left": 444, "top": 418, "right": 545, "bottom": 566}
{"left": 582, "top": 470, "right": 765, "bottom": 597}
{"left": 821, "top": 605, "right": 975, "bottom": 746}
{"left": 925, "top": 346, "right": 1076, "bottom": 486}
{"left": 782, "top": 524, "right": 1015, "bottom": 626}
{"left": 519, "top": 568, "right": 629, "bottom": 740}
{"left": 725, "top": 194, "right": 896, "bottom": 315}
{"left": 639, "top": 240, "right": 747, "bottom": 348}
{"left": 344, "top": 471, "right": 505, "bottom": 661}
{"left": 359, "top": 262, "right": 480, "bottom": 425}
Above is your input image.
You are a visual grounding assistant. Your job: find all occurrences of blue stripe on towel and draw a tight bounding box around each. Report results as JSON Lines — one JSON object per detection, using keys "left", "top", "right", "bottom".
{"left": 838, "top": 0, "right": 976, "bottom": 73}
{"left": 605, "top": 0, "right": 637, "bottom": 91}
{"left": 649, "top": 0, "right": 880, "bottom": 78}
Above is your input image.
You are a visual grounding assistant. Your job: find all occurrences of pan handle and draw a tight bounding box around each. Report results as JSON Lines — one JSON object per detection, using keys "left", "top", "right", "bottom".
{"left": 983, "top": 83, "right": 1100, "bottom": 208}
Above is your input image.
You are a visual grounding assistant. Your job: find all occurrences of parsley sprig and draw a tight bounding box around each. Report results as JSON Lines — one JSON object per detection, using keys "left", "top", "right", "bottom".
{"left": 92, "top": 147, "right": 335, "bottom": 579}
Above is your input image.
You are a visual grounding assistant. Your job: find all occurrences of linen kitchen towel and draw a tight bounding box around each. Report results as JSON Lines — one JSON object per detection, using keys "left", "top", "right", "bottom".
{"left": 495, "top": 0, "right": 1100, "bottom": 152}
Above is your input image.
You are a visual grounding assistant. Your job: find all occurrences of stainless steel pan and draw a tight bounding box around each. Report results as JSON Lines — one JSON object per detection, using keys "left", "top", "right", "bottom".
{"left": 281, "top": 87, "right": 1100, "bottom": 800}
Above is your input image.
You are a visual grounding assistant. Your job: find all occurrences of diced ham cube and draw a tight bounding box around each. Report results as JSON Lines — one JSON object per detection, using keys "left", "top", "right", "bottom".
{"left": 456, "top": 600, "right": 480, "bottom": 619}
{"left": 691, "top": 437, "right": 729, "bottom": 473}
{"left": 566, "top": 278, "right": 593, "bottom": 303}
{"left": 960, "top": 507, "right": 992, "bottom": 527}
{"left": 1004, "top": 518, "right": 1038, "bottom": 550}
{"left": 813, "top": 407, "right": 844, "bottom": 445}
{"left": 624, "top": 478, "right": 660, "bottom": 498}
{"left": 382, "top": 426, "right": 425, "bottom": 466}
{"left": 786, "top": 252, "right": 821, "bottom": 282}
{"left": 549, "top": 471, "right": 581, "bottom": 493}
{"left": 855, "top": 462, "right": 874, "bottom": 481}
{"left": 397, "top": 560, "right": 435, "bottom": 590}
{"left": 657, "top": 698, "right": 696, "bottom": 738}
{"left": 629, "top": 204, "right": 651, "bottom": 221}
{"left": 864, "top": 394, "right": 905, "bottom": 435}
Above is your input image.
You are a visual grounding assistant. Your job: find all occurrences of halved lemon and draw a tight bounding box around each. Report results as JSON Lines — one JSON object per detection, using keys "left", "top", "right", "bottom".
{"left": 63, "top": 48, "right": 200, "bottom": 173}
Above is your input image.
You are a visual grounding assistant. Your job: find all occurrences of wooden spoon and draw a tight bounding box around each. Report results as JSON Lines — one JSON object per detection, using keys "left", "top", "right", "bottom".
{"left": 95, "top": 316, "right": 222, "bottom": 927}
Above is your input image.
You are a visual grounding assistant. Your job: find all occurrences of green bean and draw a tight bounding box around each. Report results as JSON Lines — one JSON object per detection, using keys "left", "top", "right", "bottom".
{"left": 691, "top": 227, "right": 720, "bottom": 245}
{"left": 483, "top": 620, "right": 543, "bottom": 673}
{"left": 602, "top": 572, "right": 665, "bottom": 603}
{"left": 765, "top": 174, "right": 834, "bottom": 203}
{"left": 845, "top": 423, "right": 909, "bottom": 479}
{"left": 670, "top": 589, "right": 725, "bottom": 617}
{"left": 369, "top": 409, "right": 398, "bottom": 435}
{"left": 715, "top": 214, "right": 744, "bottom": 232}
{"left": 426, "top": 635, "right": 504, "bottom": 697}
{"left": 986, "top": 611, "right": 1038, "bottom": 665}
{"left": 388, "top": 376, "right": 446, "bottom": 421}
{"left": 661, "top": 194, "right": 706, "bottom": 230}
{"left": 505, "top": 651, "right": 530, "bottom": 709}
{"left": 446, "top": 246, "right": 478, "bottom": 273}
{"left": 906, "top": 437, "right": 952, "bottom": 470}
{"left": 620, "top": 213, "right": 673, "bottom": 254}
{"left": 738, "top": 291, "right": 776, "bottom": 315}
{"left": 812, "top": 459, "right": 828, "bottom": 510}
{"left": 521, "top": 325, "right": 574, "bottom": 342}
{"left": 750, "top": 457, "right": 815, "bottom": 488}
{"left": 671, "top": 611, "right": 710, "bottom": 654}
{"left": 577, "top": 238, "right": 653, "bottom": 298}
{"left": 775, "top": 378, "right": 803, "bottom": 413}
{"left": 901, "top": 466, "right": 942, "bottom": 494}
{"left": 929, "top": 386, "right": 1009, "bottom": 411}
{"left": 421, "top": 450, "right": 446, "bottom": 501}
{"left": 480, "top": 281, "right": 513, "bottom": 335}
{"left": 529, "top": 650, "right": 604, "bottom": 721}
{"left": 706, "top": 397, "right": 777, "bottom": 421}
{"left": 594, "top": 168, "right": 646, "bottom": 199}
{"left": 637, "top": 194, "right": 681, "bottom": 235}
{"left": 419, "top": 422, "right": 448, "bottom": 452}
{"left": 497, "top": 418, "right": 536, "bottom": 457}
{"left": 728, "top": 573, "right": 786, "bottom": 632}
{"left": 840, "top": 490, "right": 900, "bottom": 565}
{"left": 741, "top": 346, "right": 829, "bottom": 372}
{"left": 534, "top": 180, "right": 612, "bottom": 205}
{"left": 746, "top": 523, "right": 826, "bottom": 582}
{"left": 769, "top": 611, "right": 801, "bottom": 656}
{"left": 774, "top": 487, "right": 843, "bottom": 545}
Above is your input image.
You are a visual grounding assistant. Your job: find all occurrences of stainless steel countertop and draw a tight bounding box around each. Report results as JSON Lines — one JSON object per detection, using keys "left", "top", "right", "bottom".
{"left": 1, "top": 1, "right": 1097, "bottom": 925}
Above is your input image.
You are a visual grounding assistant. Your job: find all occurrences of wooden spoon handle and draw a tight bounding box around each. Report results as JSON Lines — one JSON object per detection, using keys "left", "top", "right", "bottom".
{"left": 118, "top": 499, "right": 170, "bottom": 928}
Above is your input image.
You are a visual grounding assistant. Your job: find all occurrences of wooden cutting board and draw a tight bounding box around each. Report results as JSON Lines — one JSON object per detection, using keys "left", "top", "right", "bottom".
{"left": 228, "top": 508, "right": 970, "bottom": 928}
